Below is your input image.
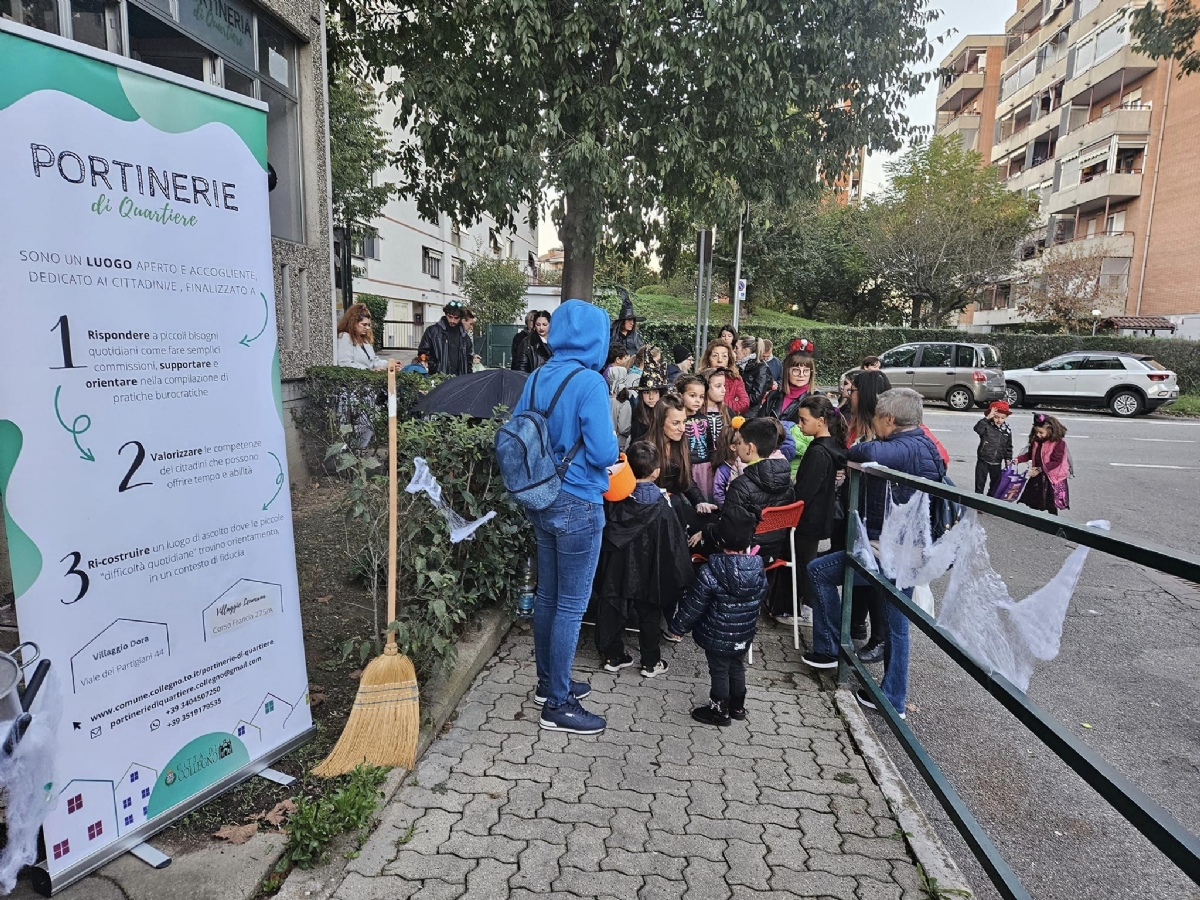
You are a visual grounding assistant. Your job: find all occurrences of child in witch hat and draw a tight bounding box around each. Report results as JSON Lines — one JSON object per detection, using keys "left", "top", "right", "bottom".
{"left": 668, "top": 503, "right": 767, "bottom": 727}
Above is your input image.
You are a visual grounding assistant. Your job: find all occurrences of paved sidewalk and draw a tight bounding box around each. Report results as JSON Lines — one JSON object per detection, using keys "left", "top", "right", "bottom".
{"left": 329, "top": 622, "right": 930, "bottom": 900}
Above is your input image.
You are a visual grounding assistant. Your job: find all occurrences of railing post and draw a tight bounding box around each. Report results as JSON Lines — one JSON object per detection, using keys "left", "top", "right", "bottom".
{"left": 837, "top": 469, "right": 861, "bottom": 686}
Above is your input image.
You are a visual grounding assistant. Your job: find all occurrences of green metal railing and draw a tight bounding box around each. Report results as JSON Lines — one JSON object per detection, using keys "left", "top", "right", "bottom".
{"left": 838, "top": 462, "right": 1200, "bottom": 900}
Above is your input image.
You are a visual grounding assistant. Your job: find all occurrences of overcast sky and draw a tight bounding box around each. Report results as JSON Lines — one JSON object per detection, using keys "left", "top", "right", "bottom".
{"left": 861, "top": 0, "right": 1011, "bottom": 195}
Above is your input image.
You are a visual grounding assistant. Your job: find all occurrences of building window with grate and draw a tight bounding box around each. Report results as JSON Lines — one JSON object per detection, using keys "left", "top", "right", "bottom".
{"left": 422, "top": 248, "right": 442, "bottom": 280}
{"left": 451, "top": 257, "right": 465, "bottom": 285}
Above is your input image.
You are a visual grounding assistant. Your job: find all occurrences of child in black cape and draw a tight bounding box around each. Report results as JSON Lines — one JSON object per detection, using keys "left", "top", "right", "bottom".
{"left": 593, "top": 442, "right": 694, "bottom": 678}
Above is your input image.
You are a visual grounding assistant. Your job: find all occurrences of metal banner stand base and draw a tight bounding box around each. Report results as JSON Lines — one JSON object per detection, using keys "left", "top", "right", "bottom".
{"left": 128, "top": 843, "right": 171, "bottom": 869}
{"left": 256, "top": 767, "right": 295, "bottom": 786}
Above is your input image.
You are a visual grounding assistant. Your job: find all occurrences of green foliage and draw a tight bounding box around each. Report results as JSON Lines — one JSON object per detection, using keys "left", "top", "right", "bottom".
{"left": 328, "top": 70, "right": 394, "bottom": 232}
{"left": 330, "top": 0, "right": 938, "bottom": 295}
{"left": 859, "top": 136, "right": 1038, "bottom": 325}
{"left": 281, "top": 765, "right": 388, "bottom": 870}
{"left": 1131, "top": 0, "right": 1200, "bottom": 76}
{"left": 297, "top": 366, "right": 534, "bottom": 676}
{"left": 633, "top": 323, "right": 1200, "bottom": 393}
{"left": 1165, "top": 393, "right": 1200, "bottom": 416}
{"left": 358, "top": 294, "right": 389, "bottom": 350}
{"left": 461, "top": 257, "right": 529, "bottom": 327}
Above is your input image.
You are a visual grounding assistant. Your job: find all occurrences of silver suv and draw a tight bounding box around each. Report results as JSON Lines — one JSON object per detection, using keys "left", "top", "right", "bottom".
{"left": 877, "top": 342, "right": 1006, "bottom": 410}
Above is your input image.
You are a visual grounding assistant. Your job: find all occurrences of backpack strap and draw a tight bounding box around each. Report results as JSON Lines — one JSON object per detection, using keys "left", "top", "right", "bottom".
{"left": 536, "top": 366, "right": 588, "bottom": 475}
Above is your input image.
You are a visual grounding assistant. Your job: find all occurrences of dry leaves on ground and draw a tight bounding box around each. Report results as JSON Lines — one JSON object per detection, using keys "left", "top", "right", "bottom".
{"left": 258, "top": 799, "right": 297, "bottom": 829}
{"left": 315, "top": 595, "right": 333, "bottom": 603}
{"left": 309, "top": 685, "right": 326, "bottom": 708}
{"left": 213, "top": 823, "right": 259, "bottom": 845}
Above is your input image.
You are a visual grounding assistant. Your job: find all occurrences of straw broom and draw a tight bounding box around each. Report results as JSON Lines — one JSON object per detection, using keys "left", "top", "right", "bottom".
{"left": 313, "top": 360, "right": 420, "bottom": 776}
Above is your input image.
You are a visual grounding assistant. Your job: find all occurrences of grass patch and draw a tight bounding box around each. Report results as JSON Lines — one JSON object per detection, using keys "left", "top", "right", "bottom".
{"left": 1163, "top": 393, "right": 1200, "bottom": 417}
{"left": 617, "top": 291, "right": 822, "bottom": 331}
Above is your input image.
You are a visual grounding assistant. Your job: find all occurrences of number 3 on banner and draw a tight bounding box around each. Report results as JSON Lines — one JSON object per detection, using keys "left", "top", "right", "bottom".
{"left": 60, "top": 551, "right": 89, "bottom": 604}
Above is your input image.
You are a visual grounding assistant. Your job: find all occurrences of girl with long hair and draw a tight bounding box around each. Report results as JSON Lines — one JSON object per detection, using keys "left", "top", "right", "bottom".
{"left": 1016, "top": 414, "right": 1071, "bottom": 515}
{"left": 631, "top": 368, "right": 667, "bottom": 444}
{"left": 701, "top": 340, "right": 749, "bottom": 415}
{"left": 514, "top": 310, "right": 552, "bottom": 372}
{"left": 847, "top": 370, "right": 892, "bottom": 445}
{"left": 650, "top": 394, "right": 717, "bottom": 519}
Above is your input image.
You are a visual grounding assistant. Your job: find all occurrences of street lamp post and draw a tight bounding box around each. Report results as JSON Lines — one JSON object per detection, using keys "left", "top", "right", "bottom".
{"left": 1092, "top": 309, "right": 1102, "bottom": 337}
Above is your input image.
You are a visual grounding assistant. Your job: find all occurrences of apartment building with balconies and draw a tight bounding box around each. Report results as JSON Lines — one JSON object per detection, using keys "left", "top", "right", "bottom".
{"left": 954, "top": 0, "right": 1200, "bottom": 331}
{"left": 935, "top": 35, "right": 1007, "bottom": 163}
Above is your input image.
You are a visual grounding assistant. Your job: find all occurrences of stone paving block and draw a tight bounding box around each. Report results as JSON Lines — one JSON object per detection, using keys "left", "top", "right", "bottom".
{"left": 333, "top": 873, "right": 421, "bottom": 900}
{"left": 528, "top": 749, "right": 596, "bottom": 772}
{"left": 640, "top": 874, "right": 688, "bottom": 900}
{"left": 722, "top": 771, "right": 760, "bottom": 804}
{"left": 486, "top": 760, "right": 555, "bottom": 783}
{"left": 768, "top": 867, "right": 859, "bottom": 900}
{"left": 644, "top": 793, "right": 690, "bottom": 832}
{"left": 496, "top": 732, "right": 537, "bottom": 764}
{"left": 686, "top": 780, "right": 727, "bottom": 819}
{"left": 807, "top": 850, "right": 895, "bottom": 881}
{"left": 500, "top": 780, "right": 548, "bottom": 818}
{"left": 563, "top": 822, "right": 610, "bottom": 872}
{"left": 491, "top": 813, "right": 571, "bottom": 844}
{"left": 811, "top": 736, "right": 850, "bottom": 768}
{"left": 385, "top": 808, "right": 460, "bottom": 856}
{"left": 685, "top": 815, "right": 763, "bottom": 844}
{"left": 645, "top": 831, "right": 728, "bottom": 862}
{"left": 603, "top": 848, "right": 687, "bottom": 879}
{"left": 606, "top": 808, "right": 652, "bottom": 853}
{"left": 855, "top": 878, "right": 904, "bottom": 900}
{"left": 455, "top": 791, "right": 506, "bottom": 836}
{"left": 455, "top": 743, "right": 501, "bottom": 776}
{"left": 415, "top": 752, "right": 457, "bottom": 786}
{"left": 760, "top": 823, "right": 811, "bottom": 872}
{"left": 540, "top": 797, "right": 617, "bottom": 825}
{"left": 383, "top": 851, "right": 476, "bottom": 882}
{"left": 510, "top": 840, "right": 565, "bottom": 891}
{"left": 723, "top": 840, "right": 772, "bottom": 890}
{"left": 797, "top": 809, "right": 845, "bottom": 853}
{"left": 580, "top": 787, "right": 654, "bottom": 811}
{"left": 439, "top": 831, "right": 527, "bottom": 864}
{"left": 682, "top": 857, "right": 731, "bottom": 900}
{"left": 585, "top": 756, "right": 628, "bottom": 791}
{"left": 401, "top": 787, "right": 473, "bottom": 812}
{"left": 554, "top": 866, "right": 644, "bottom": 897}
{"left": 758, "top": 785, "right": 832, "bottom": 812}
{"left": 723, "top": 801, "right": 799, "bottom": 829}
{"left": 459, "top": 858, "right": 518, "bottom": 900}
{"left": 627, "top": 772, "right": 689, "bottom": 796}
{"left": 544, "top": 768, "right": 589, "bottom": 802}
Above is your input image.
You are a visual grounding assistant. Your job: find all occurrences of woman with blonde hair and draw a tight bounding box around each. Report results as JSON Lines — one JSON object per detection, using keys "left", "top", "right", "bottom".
{"left": 699, "top": 340, "right": 749, "bottom": 415}
{"left": 336, "top": 303, "right": 387, "bottom": 370}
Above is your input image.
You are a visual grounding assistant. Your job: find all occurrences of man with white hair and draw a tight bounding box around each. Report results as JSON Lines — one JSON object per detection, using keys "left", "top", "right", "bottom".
{"left": 801, "top": 388, "right": 946, "bottom": 719}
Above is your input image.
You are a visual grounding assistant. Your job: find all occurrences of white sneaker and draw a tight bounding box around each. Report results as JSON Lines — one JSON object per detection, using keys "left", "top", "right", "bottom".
{"left": 798, "top": 606, "right": 813, "bottom": 627}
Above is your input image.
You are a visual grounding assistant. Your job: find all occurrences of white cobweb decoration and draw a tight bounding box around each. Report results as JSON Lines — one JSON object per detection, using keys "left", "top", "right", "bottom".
{"left": 405, "top": 457, "right": 496, "bottom": 543}
{"left": 0, "top": 669, "right": 63, "bottom": 894}
{"left": 871, "top": 488, "right": 1108, "bottom": 692}
{"left": 933, "top": 512, "right": 1109, "bottom": 692}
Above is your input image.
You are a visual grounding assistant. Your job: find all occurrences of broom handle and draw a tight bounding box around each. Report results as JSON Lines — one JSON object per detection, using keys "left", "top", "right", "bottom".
{"left": 385, "top": 361, "right": 399, "bottom": 656}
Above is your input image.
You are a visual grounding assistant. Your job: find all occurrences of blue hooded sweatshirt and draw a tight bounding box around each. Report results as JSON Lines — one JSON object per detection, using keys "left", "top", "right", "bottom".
{"left": 512, "top": 299, "right": 618, "bottom": 503}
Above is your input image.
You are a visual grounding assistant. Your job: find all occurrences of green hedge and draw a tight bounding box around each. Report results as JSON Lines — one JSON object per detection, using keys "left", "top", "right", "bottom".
{"left": 637, "top": 323, "right": 1200, "bottom": 392}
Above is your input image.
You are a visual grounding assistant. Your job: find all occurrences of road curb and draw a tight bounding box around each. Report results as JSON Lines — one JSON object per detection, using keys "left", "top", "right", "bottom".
{"left": 274, "top": 605, "right": 514, "bottom": 900}
{"left": 834, "top": 688, "right": 973, "bottom": 896}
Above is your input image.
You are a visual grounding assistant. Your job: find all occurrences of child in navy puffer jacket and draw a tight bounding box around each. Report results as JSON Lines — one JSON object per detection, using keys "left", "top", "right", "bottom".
{"left": 669, "top": 505, "right": 767, "bottom": 726}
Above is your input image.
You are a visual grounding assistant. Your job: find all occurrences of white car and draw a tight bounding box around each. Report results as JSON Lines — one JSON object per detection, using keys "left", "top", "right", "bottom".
{"left": 1003, "top": 352, "right": 1179, "bottom": 417}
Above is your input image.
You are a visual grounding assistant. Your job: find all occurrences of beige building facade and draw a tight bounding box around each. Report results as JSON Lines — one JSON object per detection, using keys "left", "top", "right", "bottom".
{"left": 945, "top": 0, "right": 1200, "bottom": 330}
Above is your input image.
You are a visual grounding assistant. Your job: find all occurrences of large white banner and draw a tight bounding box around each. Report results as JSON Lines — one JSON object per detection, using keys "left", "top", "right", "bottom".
{"left": 0, "top": 23, "right": 312, "bottom": 885}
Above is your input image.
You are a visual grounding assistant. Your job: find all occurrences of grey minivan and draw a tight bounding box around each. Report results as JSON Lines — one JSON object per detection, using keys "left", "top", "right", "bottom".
{"left": 877, "top": 342, "right": 1005, "bottom": 410}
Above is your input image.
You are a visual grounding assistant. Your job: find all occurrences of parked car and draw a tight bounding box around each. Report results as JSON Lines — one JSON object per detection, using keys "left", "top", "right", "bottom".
{"left": 860, "top": 342, "right": 1006, "bottom": 411}
{"left": 1003, "top": 351, "right": 1179, "bottom": 417}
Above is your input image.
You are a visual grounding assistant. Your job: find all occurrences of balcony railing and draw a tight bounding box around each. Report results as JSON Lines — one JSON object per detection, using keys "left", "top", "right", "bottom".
{"left": 1052, "top": 228, "right": 1134, "bottom": 246}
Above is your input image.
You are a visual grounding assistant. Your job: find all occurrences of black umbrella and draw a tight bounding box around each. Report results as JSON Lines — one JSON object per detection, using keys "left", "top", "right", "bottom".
{"left": 412, "top": 369, "right": 529, "bottom": 419}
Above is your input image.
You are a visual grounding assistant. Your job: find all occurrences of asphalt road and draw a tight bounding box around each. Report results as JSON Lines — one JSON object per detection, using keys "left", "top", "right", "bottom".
{"left": 859, "top": 406, "right": 1200, "bottom": 900}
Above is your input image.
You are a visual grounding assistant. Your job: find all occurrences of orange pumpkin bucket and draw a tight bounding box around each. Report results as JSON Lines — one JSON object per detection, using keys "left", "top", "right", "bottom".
{"left": 603, "top": 453, "right": 636, "bottom": 501}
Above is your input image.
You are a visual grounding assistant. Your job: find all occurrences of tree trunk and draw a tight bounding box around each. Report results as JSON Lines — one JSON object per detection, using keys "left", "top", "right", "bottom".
{"left": 559, "top": 185, "right": 596, "bottom": 302}
{"left": 910, "top": 296, "right": 924, "bottom": 327}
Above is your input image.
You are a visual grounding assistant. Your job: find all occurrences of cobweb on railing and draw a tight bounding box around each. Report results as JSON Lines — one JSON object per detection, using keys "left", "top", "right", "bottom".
{"left": 405, "top": 457, "right": 496, "bottom": 543}
{"left": 873, "top": 489, "right": 1108, "bottom": 692}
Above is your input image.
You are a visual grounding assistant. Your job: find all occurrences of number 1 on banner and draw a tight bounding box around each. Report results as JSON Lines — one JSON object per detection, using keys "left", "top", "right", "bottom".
{"left": 51, "top": 315, "right": 85, "bottom": 369}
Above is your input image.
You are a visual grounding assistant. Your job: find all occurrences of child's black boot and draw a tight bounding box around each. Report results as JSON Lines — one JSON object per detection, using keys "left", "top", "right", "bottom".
{"left": 729, "top": 694, "right": 747, "bottom": 721}
{"left": 691, "top": 698, "right": 731, "bottom": 727}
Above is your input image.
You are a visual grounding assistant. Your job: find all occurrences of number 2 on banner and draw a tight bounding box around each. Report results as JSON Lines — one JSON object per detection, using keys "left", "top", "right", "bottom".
{"left": 59, "top": 551, "right": 89, "bottom": 604}
{"left": 51, "top": 315, "right": 85, "bottom": 369}
{"left": 119, "top": 440, "right": 152, "bottom": 491}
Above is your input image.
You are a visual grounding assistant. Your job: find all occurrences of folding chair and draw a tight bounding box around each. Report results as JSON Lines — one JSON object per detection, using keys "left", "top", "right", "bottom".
{"left": 757, "top": 500, "right": 806, "bottom": 651}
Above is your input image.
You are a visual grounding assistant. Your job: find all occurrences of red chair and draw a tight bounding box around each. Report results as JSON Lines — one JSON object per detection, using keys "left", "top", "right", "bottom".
{"left": 757, "top": 500, "right": 806, "bottom": 651}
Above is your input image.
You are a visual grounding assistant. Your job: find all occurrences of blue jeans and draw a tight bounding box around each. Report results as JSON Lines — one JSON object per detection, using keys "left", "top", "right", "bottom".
{"left": 526, "top": 491, "right": 605, "bottom": 707}
{"left": 807, "top": 551, "right": 912, "bottom": 714}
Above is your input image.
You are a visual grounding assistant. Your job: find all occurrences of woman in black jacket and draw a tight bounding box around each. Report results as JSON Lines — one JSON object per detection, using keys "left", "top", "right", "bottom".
{"left": 758, "top": 346, "right": 817, "bottom": 423}
{"left": 788, "top": 395, "right": 849, "bottom": 624}
{"left": 514, "top": 310, "right": 552, "bottom": 372}
{"left": 733, "top": 337, "right": 772, "bottom": 414}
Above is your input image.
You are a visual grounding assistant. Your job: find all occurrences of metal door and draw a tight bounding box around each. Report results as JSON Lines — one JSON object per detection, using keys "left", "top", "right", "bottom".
{"left": 485, "top": 324, "right": 521, "bottom": 368}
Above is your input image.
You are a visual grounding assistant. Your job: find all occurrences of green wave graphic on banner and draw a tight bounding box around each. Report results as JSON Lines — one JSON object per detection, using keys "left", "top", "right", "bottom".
{"left": 146, "top": 732, "right": 250, "bottom": 819}
{"left": 0, "top": 32, "right": 265, "bottom": 170}
{"left": 0, "top": 421, "right": 44, "bottom": 599}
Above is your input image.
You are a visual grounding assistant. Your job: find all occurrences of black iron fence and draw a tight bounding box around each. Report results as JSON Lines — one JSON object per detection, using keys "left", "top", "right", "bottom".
{"left": 839, "top": 462, "right": 1200, "bottom": 900}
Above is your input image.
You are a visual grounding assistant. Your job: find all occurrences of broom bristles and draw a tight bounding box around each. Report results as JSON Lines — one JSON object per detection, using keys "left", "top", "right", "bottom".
{"left": 312, "top": 653, "right": 420, "bottom": 777}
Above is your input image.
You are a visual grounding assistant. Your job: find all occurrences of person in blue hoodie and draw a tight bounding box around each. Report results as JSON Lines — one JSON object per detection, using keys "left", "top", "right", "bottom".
{"left": 511, "top": 299, "right": 619, "bottom": 735}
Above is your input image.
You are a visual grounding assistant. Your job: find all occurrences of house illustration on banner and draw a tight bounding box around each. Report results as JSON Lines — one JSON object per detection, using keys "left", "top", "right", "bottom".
{"left": 116, "top": 763, "right": 158, "bottom": 834}
{"left": 232, "top": 718, "right": 261, "bottom": 746}
{"left": 52, "top": 780, "right": 118, "bottom": 863}
{"left": 250, "top": 693, "right": 293, "bottom": 742}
